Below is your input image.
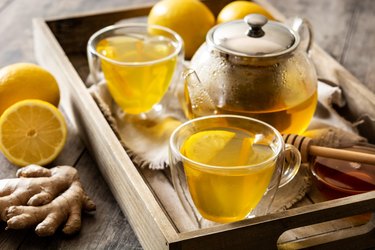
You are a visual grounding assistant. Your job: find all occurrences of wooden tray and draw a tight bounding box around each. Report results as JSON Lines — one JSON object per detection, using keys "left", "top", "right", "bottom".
{"left": 33, "top": 0, "right": 375, "bottom": 249}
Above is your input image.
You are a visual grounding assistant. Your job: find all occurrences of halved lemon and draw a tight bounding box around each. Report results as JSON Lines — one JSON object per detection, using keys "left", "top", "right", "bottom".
{"left": 0, "top": 99, "right": 67, "bottom": 167}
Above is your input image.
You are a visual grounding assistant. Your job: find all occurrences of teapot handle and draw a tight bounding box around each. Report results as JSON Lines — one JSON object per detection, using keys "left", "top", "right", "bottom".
{"left": 287, "top": 17, "right": 313, "bottom": 54}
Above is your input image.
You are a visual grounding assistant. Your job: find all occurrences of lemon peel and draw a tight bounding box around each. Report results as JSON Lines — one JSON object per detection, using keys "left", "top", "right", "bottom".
{"left": 217, "top": 1, "right": 275, "bottom": 24}
{"left": 0, "top": 63, "right": 60, "bottom": 116}
{"left": 148, "top": 0, "right": 215, "bottom": 59}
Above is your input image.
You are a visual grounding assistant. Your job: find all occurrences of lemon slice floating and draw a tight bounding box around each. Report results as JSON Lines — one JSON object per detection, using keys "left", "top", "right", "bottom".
{"left": 182, "top": 130, "right": 235, "bottom": 164}
{"left": 0, "top": 99, "right": 67, "bottom": 167}
{"left": 181, "top": 129, "right": 254, "bottom": 166}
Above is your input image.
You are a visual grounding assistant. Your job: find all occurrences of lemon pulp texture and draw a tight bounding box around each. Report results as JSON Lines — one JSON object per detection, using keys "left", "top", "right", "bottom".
{"left": 0, "top": 99, "right": 67, "bottom": 166}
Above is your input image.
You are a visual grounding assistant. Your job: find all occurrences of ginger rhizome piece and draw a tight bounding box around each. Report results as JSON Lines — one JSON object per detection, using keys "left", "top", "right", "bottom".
{"left": 0, "top": 164, "right": 95, "bottom": 236}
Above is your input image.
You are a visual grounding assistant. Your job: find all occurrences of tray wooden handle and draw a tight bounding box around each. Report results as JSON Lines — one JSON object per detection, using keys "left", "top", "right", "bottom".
{"left": 283, "top": 134, "right": 375, "bottom": 165}
{"left": 192, "top": 191, "right": 375, "bottom": 249}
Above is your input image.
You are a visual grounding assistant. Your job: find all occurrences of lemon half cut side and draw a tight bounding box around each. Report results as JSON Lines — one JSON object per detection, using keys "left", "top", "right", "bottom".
{"left": 0, "top": 99, "right": 67, "bottom": 167}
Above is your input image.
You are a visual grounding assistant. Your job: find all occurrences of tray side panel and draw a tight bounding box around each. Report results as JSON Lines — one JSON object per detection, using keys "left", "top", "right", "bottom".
{"left": 46, "top": 5, "right": 152, "bottom": 54}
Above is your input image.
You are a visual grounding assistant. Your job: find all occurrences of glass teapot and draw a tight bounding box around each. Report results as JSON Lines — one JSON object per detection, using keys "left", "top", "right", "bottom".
{"left": 185, "top": 14, "right": 317, "bottom": 135}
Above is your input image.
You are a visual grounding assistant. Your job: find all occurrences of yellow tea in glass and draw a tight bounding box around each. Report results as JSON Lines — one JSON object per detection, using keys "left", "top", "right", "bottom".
{"left": 181, "top": 128, "right": 276, "bottom": 223}
{"left": 169, "top": 115, "right": 301, "bottom": 225}
{"left": 88, "top": 24, "right": 183, "bottom": 116}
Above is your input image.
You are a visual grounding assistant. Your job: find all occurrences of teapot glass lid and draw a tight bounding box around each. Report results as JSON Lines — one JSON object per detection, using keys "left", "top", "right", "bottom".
{"left": 207, "top": 14, "right": 299, "bottom": 57}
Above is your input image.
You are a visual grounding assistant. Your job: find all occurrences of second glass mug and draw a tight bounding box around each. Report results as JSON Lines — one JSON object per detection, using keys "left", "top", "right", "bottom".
{"left": 87, "top": 23, "right": 184, "bottom": 119}
{"left": 169, "top": 115, "right": 301, "bottom": 225}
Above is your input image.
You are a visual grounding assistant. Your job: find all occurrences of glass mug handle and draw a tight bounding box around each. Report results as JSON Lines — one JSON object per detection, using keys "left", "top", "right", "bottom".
{"left": 279, "top": 143, "right": 302, "bottom": 187}
{"left": 250, "top": 143, "right": 301, "bottom": 217}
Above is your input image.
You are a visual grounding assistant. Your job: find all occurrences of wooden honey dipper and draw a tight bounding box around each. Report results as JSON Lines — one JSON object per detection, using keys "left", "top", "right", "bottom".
{"left": 283, "top": 134, "right": 375, "bottom": 165}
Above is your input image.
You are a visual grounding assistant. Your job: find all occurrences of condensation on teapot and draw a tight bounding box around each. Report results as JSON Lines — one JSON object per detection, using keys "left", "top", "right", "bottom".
{"left": 187, "top": 14, "right": 318, "bottom": 135}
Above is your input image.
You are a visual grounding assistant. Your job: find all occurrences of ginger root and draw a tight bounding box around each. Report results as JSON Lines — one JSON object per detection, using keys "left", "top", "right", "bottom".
{"left": 0, "top": 164, "right": 95, "bottom": 236}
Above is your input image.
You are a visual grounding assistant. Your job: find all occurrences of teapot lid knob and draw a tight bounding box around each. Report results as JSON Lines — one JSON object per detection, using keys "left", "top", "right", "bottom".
{"left": 245, "top": 14, "right": 268, "bottom": 38}
{"left": 207, "top": 13, "right": 298, "bottom": 57}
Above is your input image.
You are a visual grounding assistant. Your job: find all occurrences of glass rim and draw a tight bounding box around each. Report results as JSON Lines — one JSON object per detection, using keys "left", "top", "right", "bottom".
{"left": 169, "top": 114, "right": 284, "bottom": 171}
{"left": 87, "top": 23, "right": 184, "bottom": 66}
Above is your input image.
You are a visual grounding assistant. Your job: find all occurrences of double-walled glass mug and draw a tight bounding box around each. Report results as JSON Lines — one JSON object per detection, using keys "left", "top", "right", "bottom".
{"left": 87, "top": 23, "right": 184, "bottom": 120}
{"left": 169, "top": 115, "right": 301, "bottom": 225}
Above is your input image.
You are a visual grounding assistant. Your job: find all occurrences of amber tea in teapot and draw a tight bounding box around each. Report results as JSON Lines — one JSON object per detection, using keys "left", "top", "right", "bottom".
{"left": 186, "top": 14, "right": 318, "bottom": 135}
{"left": 184, "top": 64, "right": 317, "bottom": 135}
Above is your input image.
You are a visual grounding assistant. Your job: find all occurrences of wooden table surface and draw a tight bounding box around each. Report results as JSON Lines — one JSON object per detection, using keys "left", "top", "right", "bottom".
{"left": 1, "top": 0, "right": 374, "bottom": 249}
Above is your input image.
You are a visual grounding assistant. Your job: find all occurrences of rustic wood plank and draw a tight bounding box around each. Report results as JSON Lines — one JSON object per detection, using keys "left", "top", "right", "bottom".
{"left": 0, "top": 0, "right": 151, "bottom": 249}
{"left": 32, "top": 0, "right": 375, "bottom": 246}
{"left": 0, "top": 0, "right": 12, "bottom": 12}
{"left": 342, "top": 0, "right": 375, "bottom": 93}
{"left": 1, "top": 0, "right": 375, "bottom": 249}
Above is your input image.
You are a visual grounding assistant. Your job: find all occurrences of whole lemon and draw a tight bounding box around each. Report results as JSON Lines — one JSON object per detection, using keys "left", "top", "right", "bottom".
{"left": 0, "top": 63, "right": 60, "bottom": 116}
{"left": 148, "top": 0, "right": 215, "bottom": 59}
{"left": 217, "top": 1, "right": 275, "bottom": 24}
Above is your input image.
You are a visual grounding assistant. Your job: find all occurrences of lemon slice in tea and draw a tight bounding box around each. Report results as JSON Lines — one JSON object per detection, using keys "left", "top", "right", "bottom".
{"left": 181, "top": 129, "right": 255, "bottom": 166}
{"left": 181, "top": 130, "right": 235, "bottom": 165}
{"left": 0, "top": 99, "right": 67, "bottom": 167}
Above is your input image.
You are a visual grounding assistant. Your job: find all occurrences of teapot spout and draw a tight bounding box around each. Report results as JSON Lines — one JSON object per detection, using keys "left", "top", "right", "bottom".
{"left": 286, "top": 16, "right": 313, "bottom": 53}
{"left": 183, "top": 69, "right": 217, "bottom": 118}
